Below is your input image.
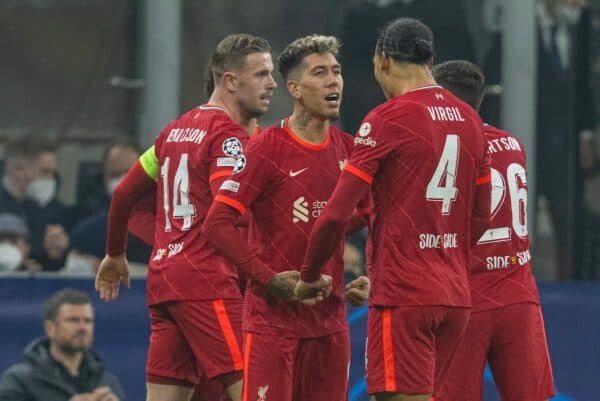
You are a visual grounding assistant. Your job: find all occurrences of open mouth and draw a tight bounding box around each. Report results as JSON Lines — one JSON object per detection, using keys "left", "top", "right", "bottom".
{"left": 325, "top": 93, "right": 340, "bottom": 105}
{"left": 260, "top": 93, "right": 272, "bottom": 104}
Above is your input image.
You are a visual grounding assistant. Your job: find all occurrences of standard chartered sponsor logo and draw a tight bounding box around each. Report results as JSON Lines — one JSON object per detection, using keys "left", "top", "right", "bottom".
{"left": 292, "top": 196, "right": 328, "bottom": 223}
{"left": 293, "top": 196, "right": 309, "bottom": 223}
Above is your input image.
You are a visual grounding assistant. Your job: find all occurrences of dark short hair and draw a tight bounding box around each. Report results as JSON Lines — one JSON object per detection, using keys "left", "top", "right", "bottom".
{"left": 278, "top": 35, "right": 341, "bottom": 80}
{"left": 432, "top": 60, "right": 485, "bottom": 111}
{"left": 101, "top": 136, "right": 141, "bottom": 168}
{"left": 43, "top": 288, "right": 91, "bottom": 321}
{"left": 36, "top": 136, "right": 58, "bottom": 154}
{"left": 376, "top": 17, "right": 434, "bottom": 65}
{"left": 209, "top": 34, "right": 271, "bottom": 83}
{"left": 4, "top": 136, "right": 39, "bottom": 167}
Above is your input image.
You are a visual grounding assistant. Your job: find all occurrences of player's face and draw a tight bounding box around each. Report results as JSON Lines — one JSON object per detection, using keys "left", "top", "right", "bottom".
{"left": 294, "top": 52, "right": 343, "bottom": 120}
{"left": 45, "top": 303, "right": 94, "bottom": 355}
{"left": 236, "top": 52, "right": 277, "bottom": 118}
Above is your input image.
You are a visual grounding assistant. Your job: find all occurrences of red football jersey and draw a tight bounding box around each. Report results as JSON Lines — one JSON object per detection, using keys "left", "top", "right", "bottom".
{"left": 147, "top": 105, "right": 248, "bottom": 305}
{"left": 345, "top": 85, "right": 490, "bottom": 307}
{"left": 470, "top": 124, "right": 540, "bottom": 312}
{"left": 216, "top": 119, "right": 354, "bottom": 338}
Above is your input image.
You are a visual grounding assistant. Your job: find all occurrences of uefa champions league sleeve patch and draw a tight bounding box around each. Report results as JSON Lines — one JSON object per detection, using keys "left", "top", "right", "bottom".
{"left": 222, "top": 137, "right": 247, "bottom": 174}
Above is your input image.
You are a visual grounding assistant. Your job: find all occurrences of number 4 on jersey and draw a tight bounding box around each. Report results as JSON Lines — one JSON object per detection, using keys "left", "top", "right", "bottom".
{"left": 160, "top": 154, "right": 197, "bottom": 231}
{"left": 426, "top": 134, "right": 459, "bottom": 215}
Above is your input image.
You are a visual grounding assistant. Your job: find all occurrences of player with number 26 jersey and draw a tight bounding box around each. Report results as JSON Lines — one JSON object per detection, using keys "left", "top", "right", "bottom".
{"left": 471, "top": 124, "right": 540, "bottom": 311}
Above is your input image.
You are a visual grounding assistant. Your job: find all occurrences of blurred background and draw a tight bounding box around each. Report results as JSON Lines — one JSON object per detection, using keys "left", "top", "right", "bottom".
{"left": 0, "top": 1, "right": 598, "bottom": 400}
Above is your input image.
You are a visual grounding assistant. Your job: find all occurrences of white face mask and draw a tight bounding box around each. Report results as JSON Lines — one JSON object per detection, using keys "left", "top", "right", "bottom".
{"left": 64, "top": 253, "right": 95, "bottom": 274}
{"left": 106, "top": 174, "right": 125, "bottom": 195}
{"left": 26, "top": 178, "right": 57, "bottom": 207}
{"left": 0, "top": 242, "right": 23, "bottom": 271}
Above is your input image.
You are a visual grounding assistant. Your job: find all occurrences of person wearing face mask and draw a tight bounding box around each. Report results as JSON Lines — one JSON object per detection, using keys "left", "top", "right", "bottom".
{"left": 76, "top": 137, "right": 141, "bottom": 222}
{"left": 24, "top": 137, "right": 72, "bottom": 272}
{"left": 0, "top": 213, "right": 40, "bottom": 272}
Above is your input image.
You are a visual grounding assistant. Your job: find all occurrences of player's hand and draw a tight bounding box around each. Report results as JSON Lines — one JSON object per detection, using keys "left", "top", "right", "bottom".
{"left": 294, "top": 275, "right": 333, "bottom": 306}
{"left": 345, "top": 275, "right": 370, "bottom": 306}
{"left": 93, "top": 386, "right": 120, "bottom": 401}
{"left": 267, "top": 270, "right": 300, "bottom": 301}
{"left": 95, "top": 254, "right": 131, "bottom": 302}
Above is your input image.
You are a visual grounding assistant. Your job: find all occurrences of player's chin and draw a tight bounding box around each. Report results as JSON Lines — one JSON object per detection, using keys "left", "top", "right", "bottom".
{"left": 248, "top": 105, "right": 268, "bottom": 118}
{"left": 326, "top": 110, "right": 340, "bottom": 121}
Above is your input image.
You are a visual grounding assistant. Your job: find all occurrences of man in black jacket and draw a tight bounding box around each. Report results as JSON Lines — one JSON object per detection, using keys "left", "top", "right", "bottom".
{"left": 0, "top": 289, "right": 126, "bottom": 401}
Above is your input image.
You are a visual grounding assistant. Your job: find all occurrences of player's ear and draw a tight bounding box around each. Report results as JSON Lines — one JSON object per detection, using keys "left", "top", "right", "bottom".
{"left": 44, "top": 319, "right": 55, "bottom": 338}
{"left": 380, "top": 53, "right": 391, "bottom": 73}
{"left": 223, "top": 72, "right": 238, "bottom": 93}
{"left": 287, "top": 79, "right": 301, "bottom": 100}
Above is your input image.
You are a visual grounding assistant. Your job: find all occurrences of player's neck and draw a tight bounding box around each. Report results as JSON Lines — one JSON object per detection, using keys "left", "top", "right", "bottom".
{"left": 388, "top": 64, "right": 436, "bottom": 98}
{"left": 206, "top": 91, "right": 257, "bottom": 136}
{"left": 239, "top": 119, "right": 258, "bottom": 136}
{"left": 288, "top": 109, "right": 329, "bottom": 144}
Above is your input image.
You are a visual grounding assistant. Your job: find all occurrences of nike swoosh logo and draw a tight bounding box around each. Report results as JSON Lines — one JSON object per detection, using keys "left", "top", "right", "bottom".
{"left": 289, "top": 168, "right": 308, "bottom": 177}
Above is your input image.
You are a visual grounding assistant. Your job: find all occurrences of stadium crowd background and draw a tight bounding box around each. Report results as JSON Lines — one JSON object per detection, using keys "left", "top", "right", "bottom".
{"left": 0, "top": 1, "right": 598, "bottom": 401}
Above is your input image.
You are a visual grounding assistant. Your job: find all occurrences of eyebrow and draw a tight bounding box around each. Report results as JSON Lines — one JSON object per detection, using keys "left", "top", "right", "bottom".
{"left": 310, "top": 63, "right": 341, "bottom": 72}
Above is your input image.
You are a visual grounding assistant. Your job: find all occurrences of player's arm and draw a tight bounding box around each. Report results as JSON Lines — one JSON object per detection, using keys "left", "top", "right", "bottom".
{"left": 202, "top": 135, "right": 308, "bottom": 302}
{"left": 345, "top": 192, "right": 372, "bottom": 235}
{"left": 299, "top": 171, "right": 370, "bottom": 284}
{"left": 106, "top": 146, "right": 158, "bottom": 256}
{"left": 96, "top": 146, "right": 157, "bottom": 302}
{"left": 471, "top": 146, "right": 492, "bottom": 246}
{"left": 298, "top": 116, "right": 388, "bottom": 301}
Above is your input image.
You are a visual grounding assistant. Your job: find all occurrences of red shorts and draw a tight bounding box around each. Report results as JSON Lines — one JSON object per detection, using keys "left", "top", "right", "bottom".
{"left": 190, "top": 372, "right": 225, "bottom": 401}
{"left": 242, "top": 330, "right": 350, "bottom": 401}
{"left": 366, "top": 305, "right": 470, "bottom": 395}
{"left": 146, "top": 299, "right": 243, "bottom": 386}
{"left": 437, "top": 303, "right": 555, "bottom": 401}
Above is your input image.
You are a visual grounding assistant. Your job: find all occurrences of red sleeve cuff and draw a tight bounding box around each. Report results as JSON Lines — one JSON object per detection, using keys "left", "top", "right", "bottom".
{"left": 344, "top": 163, "right": 373, "bottom": 184}
{"left": 215, "top": 194, "right": 247, "bottom": 215}
{"left": 209, "top": 169, "right": 233, "bottom": 183}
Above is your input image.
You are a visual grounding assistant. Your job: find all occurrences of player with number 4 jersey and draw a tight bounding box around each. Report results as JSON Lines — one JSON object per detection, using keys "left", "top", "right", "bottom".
{"left": 295, "top": 19, "right": 491, "bottom": 401}
{"left": 433, "top": 60, "right": 554, "bottom": 401}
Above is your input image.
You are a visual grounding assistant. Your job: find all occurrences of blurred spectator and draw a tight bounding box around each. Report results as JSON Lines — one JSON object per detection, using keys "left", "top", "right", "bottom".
{"left": 343, "top": 241, "right": 365, "bottom": 284}
{"left": 579, "top": 0, "right": 600, "bottom": 279}
{"left": 0, "top": 213, "right": 40, "bottom": 272}
{"left": 64, "top": 213, "right": 149, "bottom": 275}
{"left": 77, "top": 137, "right": 140, "bottom": 220}
{"left": 25, "top": 137, "right": 72, "bottom": 271}
{"left": 0, "top": 288, "right": 126, "bottom": 401}
{"left": 536, "top": 0, "right": 595, "bottom": 279}
{"left": 0, "top": 136, "right": 37, "bottom": 217}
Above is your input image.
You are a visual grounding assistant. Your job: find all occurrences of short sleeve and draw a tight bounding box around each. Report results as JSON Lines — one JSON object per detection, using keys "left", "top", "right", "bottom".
{"left": 345, "top": 112, "right": 396, "bottom": 183}
{"left": 214, "top": 136, "right": 277, "bottom": 215}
